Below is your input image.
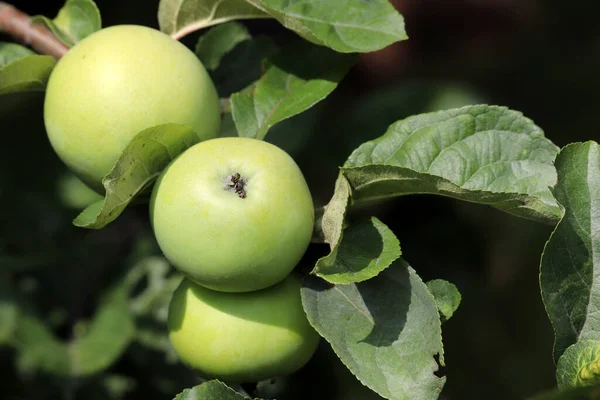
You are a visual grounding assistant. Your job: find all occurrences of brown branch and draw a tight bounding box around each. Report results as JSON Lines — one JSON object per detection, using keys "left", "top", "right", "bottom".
{"left": 0, "top": 2, "right": 68, "bottom": 59}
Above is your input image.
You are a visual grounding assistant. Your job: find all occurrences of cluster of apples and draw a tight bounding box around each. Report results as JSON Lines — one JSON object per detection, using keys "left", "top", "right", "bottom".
{"left": 43, "top": 25, "right": 319, "bottom": 383}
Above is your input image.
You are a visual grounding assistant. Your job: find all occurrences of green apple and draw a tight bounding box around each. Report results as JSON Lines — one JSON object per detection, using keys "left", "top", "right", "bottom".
{"left": 168, "top": 274, "right": 320, "bottom": 382}
{"left": 150, "top": 137, "right": 314, "bottom": 292}
{"left": 44, "top": 25, "right": 221, "bottom": 193}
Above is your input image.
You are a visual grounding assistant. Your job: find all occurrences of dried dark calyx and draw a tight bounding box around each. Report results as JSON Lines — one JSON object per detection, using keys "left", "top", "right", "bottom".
{"left": 227, "top": 172, "right": 247, "bottom": 198}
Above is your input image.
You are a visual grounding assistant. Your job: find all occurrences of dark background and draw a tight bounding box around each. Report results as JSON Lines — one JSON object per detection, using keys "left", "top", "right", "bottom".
{"left": 3, "top": 0, "right": 598, "bottom": 399}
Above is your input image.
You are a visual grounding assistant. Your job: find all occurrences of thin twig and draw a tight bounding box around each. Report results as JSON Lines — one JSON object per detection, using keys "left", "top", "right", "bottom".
{"left": 0, "top": 2, "right": 68, "bottom": 59}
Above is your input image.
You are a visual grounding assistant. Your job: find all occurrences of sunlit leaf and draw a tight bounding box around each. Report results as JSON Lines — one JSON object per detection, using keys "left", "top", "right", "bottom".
{"left": 302, "top": 259, "right": 445, "bottom": 400}
{"left": 158, "top": 0, "right": 268, "bottom": 39}
{"left": 245, "top": 0, "right": 407, "bottom": 53}
{"left": 32, "top": 0, "right": 101, "bottom": 46}
{"left": 231, "top": 42, "right": 355, "bottom": 139}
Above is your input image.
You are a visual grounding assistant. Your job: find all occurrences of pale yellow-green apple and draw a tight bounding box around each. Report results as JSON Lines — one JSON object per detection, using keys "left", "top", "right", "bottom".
{"left": 44, "top": 25, "right": 221, "bottom": 193}
{"left": 168, "top": 275, "right": 320, "bottom": 382}
{"left": 150, "top": 137, "right": 314, "bottom": 292}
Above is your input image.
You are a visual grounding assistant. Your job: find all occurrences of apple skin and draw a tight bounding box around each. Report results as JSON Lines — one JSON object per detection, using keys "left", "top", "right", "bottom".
{"left": 168, "top": 274, "right": 320, "bottom": 382}
{"left": 44, "top": 25, "right": 221, "bottom": 193}
{"left": 149, "top": 137, "right": 314, "bottom": 292}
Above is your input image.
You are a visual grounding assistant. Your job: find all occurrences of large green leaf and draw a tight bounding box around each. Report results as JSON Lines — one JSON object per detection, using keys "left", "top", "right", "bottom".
{"left": 0, "top": 42, "right": 35, "bottom": 68}
{"left": 245, "top": 0, "right": 407, "bottom": 53}
{"left": 158, "top": 0, "right": 269, "bottom": 39}
{"left": 0, "top": 55, "right": 55, "bottom": 94}
{"left": 557, "top": 340, "right": 600, "bottom": 389}
{"left": 541, "top": 142, "right": 600, "bottom": 361}
{"left": 231, "top": 42, "right": 356, "bottom": 139}
{"left": 344, "top": 105, "right": 561, "bottom": 224}
{"left": 73, "top": 123, "right": 200, "bottom": 229}
{"left": 173, "top": 380, "right": 256, "bottom": 399}
{"left": 14, "top": 288, "right": 134, "bottom": 377}
{"left": 302, "top": 259, "right": 445, "bottom": 400}
{"left": 313, "top": 105, "right": 560, "bottom": 285}
{"left": 31, "top": 0, "right": 101, "bottom": 47}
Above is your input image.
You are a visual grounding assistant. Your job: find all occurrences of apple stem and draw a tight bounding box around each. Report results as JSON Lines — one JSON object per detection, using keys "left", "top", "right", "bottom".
{"left": 0, "top": 2, "right": 69, "bottom": 59}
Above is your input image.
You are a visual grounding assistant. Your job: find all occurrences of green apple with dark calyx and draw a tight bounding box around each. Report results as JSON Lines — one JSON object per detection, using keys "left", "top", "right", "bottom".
{"left": 150, "top": 137, "right": 314, "bottom": 293}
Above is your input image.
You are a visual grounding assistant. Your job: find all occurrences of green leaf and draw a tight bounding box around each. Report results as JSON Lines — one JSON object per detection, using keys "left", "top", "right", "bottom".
{"left": 316, "top": 173, "right": 351, "bottom": 246}
{"left": 557, "top": 340, "right": 600, "bottom": 389}
{"left": 0, "top": 55, "right": 56, "bottom": 94}
{"left": 15, "top": 316, "right": 71, "bottom": 375}
{"left": 301, "top": 259, "right": 445, "bottom": 400}
{"left": 313, "top": 174, "right": 400, "bottom": 284}
{"left": 314, "top": 217, "right": 401, "bottom": 284}
{"left": 31, "top": 0, "right": 102, "bottom": 47}
{"left": 173, "top": 380, "right": 253, "bottom": 399}
{"left": 529, "top": 383, "right": 600, "bottom": 400}
{"left": 127, "top": 257, "right": 179, "bottom": 317}
{"left": 344, "top": 105, "right": 561, "bottom": 224}
{"left": 0, "top": 42, "right": 35, "bottom": 68}
{"left": 73, "top": 123, "right": 200, "bottom": 229}
{"left": 14, "top": 288, "right": 134, "bottom": 377}
{"left": 426, "top": 279, "right": 461, "bottom": 323}
{"left": 541, "top": 142, "right": 600, "bottom": 361}
{"left": 68, "top": 289, "right": 135, "bottom": 376}
{"left": 245, "top": 0, "right": 408, "bottom": 53}
{"left": 231, "top": 42, "right": 356, "bottom": 140}
{"left": 210, "top": 35, "right": 279, "bottom": 98}
{"left": 195, "top": 22, "right": 251, "bottom": 70}
{"left": 158, "top": 0, "right": 269, "bottom": 39}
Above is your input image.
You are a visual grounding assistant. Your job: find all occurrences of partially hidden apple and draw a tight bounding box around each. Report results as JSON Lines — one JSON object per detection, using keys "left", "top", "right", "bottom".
{"left": 168, "top": 274, "right": 320, "bottom": 382}
{"left": 44, "top": 25, "right": 221, "bottom": 193}
{"left": 150, "top": 137, "right": 314, "bottom": 292}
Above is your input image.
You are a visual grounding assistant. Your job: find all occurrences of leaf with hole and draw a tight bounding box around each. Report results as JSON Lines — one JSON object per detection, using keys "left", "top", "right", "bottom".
{"left": 302, "top": 259, "right": 445, "bottom": 400}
